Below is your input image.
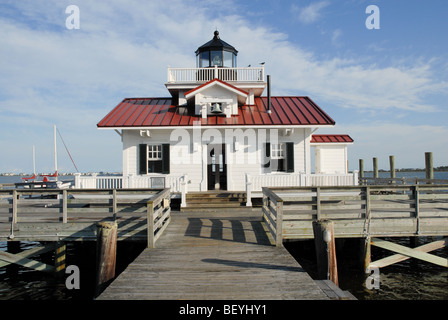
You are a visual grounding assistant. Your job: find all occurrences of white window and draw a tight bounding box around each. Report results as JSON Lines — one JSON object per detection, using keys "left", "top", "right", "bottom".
{"left": 139, "top": 144, "right": 170, "bottom": 175}
{"left": 271, "top": 143, "right": 285, "bottom": 160}
{"left": 148, "top": 145, "right": 162, "bottom": 160}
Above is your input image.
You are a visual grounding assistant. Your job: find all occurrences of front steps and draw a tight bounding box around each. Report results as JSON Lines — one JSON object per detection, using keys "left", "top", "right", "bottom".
{"left": 181, "top": 191, "right": 249, "bottom": 211}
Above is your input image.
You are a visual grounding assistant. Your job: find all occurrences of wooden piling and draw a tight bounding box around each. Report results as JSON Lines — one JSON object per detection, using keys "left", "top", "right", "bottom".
{"left": 312, "top": 220, "right": 338, "bottom": 286}
{"left": 359, "top": 159, "right": 364, "bottom": 180}
{"left": 361, "top": 237, "right": 371, "bottom": 272}
{"left": 389, "top": 155, "right": 396, "bottom": 179}
{"left": 425, "top": 152, "right": 433, "bottom": 180}
{"left": 96, "top": 221, "right": 118, "bottom": 296}
{"left": 373, "top": 157, "right": 379, "bottom": 179}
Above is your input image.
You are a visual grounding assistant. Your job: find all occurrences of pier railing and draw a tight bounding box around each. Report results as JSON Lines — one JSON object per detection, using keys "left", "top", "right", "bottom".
{"left": 262, "top": 184, "right": 448, "bottom": 243}
{"left": 0, "top": 188, "right": 171, "bottom": 242}
{"left": 147, "top": 188, "right": 171, "bottom": 248}
{"left": 246, "top": 172, "right": 358, "bottom": 206}
{"left": 360, "top": 177, "right": 448, "bottom": 185}
{"left": 74, "top": 174, "right": 185, "bottom": 192}
{"left": 261, "top": 187, "right": 283, "bottom": 247}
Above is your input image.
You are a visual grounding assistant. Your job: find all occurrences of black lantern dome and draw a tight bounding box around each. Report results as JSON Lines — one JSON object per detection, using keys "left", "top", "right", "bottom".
{"left": 196, "top": 31, "right": 238, "bottom": 68}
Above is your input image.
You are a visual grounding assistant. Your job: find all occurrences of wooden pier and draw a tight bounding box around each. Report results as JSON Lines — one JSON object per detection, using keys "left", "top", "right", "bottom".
{"left": 97, "top": 209, "right": 331, "bottom": 300}
{"left": 2, "top": 183, "right": 447, "bottom": 300}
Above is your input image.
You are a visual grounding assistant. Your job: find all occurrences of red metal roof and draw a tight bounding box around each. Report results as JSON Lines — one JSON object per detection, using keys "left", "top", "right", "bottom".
{"left": 97, "top": 96, "right": 335, "bottom": 128}
{"left": 311, "top": 134, "right": 354, "bottom": 143}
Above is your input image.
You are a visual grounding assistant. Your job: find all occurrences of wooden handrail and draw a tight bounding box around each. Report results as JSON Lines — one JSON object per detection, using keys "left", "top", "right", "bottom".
{"left": 0, "top": 188, "right": 170, "bottom": 241}
{"left": 146, "top": 188, "right": 171, "bottom": 248}
{"left": 262, "top": 185, "right": 448, "bottom": 241}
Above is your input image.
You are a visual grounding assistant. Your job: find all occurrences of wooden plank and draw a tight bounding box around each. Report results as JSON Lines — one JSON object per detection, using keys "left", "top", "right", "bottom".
{"left": 370, "top": 237, "right": 448, "bottom": 268}
{"left": 370, "top": 238, "right": 448, "bottom": 269}
{"left": 315, "top": 280, "right": 357, "bottom": 300}
{"left": 98, "top": 210, "right": 329, "bottom": 300}
{"left": 0, "top": 243, "right": 56, "bottom": 268}
{"left": 0, "top": 250, "right": 55, "bottom": 272}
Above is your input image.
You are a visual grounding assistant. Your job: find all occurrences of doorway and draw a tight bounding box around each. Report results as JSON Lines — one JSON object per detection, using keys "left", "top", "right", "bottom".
{"left": 207, "top": 144, "right": 227, "bottom": 190}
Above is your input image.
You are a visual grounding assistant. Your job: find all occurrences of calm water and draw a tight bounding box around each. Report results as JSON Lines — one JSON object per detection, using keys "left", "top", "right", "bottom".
{"left": 1, "top": 172, "right": 447, "bottom": 300}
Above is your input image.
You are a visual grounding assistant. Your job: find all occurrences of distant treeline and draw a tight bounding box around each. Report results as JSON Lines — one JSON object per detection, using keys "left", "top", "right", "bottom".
{"left": 367, "top": 166, "right": 448, "bottom": 172}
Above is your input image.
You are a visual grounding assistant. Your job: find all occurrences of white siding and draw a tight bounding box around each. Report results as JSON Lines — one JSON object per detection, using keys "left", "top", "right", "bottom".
{"left": 122, "top": 127, "right": 311, "bottom": 191}
{"left": 314, "top": 145, "right": 348, "bottom": 174}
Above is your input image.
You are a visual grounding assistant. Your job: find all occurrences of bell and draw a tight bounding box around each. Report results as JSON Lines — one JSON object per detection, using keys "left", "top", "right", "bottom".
{"left": 211, "top": 103, "right": 223, "bottom": 113}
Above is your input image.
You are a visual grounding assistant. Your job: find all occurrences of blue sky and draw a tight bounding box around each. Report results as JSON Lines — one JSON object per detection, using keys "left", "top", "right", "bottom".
{"left": 0, "top": 0, "right": 447, "bottom": 173}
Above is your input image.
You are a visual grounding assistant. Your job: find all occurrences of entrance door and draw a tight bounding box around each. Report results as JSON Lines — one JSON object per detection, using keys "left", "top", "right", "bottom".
{"left": 207, "top": 144, "right": 227, "bottom": 190}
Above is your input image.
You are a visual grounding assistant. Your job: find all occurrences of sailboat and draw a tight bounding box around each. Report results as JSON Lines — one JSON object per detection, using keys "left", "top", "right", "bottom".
{"left": 15, "top": 125, "right": 73, "bottom": 189}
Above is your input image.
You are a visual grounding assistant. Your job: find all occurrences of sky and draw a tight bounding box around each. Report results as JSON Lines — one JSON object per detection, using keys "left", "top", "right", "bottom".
{"left": 0, "top": 0, "right": 447, "bottom": 174}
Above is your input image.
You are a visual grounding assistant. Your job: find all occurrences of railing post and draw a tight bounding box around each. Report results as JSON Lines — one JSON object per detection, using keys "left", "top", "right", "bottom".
{"left": 414, "top": 185, "right": 420, "bottom": 234}
{"left": 12, "top": 190, "right": 18, "bottom": 224}
{"left": 112, "top": 189, "right": 117, "bottom": 220}
{"left": 214, "top": 65, "right": 218, "bottom": 79}
{"left": 74, "top": 173, "right": 81, "bottom": 188}
{"left": 147, "top": 200, "right": 155, "bottom": 248}
{"left": 62, "top": 190, "right": 67, "bottom": 223}
{"left": 353, "top": 170, "right": 359, "bottom": 186}
{"left": 181, "top": 174, "right": 187, "bottom": 208}
{"left": 275, "top": 198, "right": 283, "bottom": 247}
{"left": 316, "top": 187, "right": 322, "bottom": 220}
{"left": 246, "top": 174, "right": 252, "bottom": 207}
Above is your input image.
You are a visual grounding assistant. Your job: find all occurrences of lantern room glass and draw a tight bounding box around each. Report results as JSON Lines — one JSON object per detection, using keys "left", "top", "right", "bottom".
{"left": 196, "top": 50, "right": 237, "bottom": 68}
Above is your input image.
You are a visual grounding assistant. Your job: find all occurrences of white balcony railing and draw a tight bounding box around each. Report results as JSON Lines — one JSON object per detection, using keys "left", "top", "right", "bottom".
{"left": 245, "top": 172, "right": 359, "bottom": 206}
{"left": 167, "top": 66, "right": 265, "bottom": 83}
{"left": 74, "top": 174, "right": 185, "bottom": 193}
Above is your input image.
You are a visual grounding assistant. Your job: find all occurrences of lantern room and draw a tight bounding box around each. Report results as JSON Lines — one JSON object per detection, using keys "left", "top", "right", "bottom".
{"left": 195, "top": 31, "right": 238, "bottom": 68}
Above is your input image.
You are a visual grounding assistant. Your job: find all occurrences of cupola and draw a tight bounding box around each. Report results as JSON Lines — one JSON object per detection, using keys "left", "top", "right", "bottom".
{"left": 195, "top": 31, "right": 238, "bottom": 68}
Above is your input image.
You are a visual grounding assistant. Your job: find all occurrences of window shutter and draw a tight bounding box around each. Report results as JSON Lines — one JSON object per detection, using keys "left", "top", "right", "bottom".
{"left": 286, "top": 142, "right": 294, "bottom": 173}
{"left": 263, "top": 143, "right": 271, "bottom": 173}
{"left": 139, "top": 144, "right": 147, "bottom": 175}
{"left": 162, "top": 144, "right": 170, "bottom": 174}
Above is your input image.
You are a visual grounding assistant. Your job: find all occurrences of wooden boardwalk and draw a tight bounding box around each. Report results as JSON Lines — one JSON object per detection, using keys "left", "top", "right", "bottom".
{"left": 97, "top": 210, "right": 329, "bottom": 300}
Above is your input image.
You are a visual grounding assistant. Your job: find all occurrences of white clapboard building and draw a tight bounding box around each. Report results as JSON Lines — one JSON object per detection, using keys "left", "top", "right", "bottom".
{"left": 90, "top": 31, "right": 356, "bottom": 206}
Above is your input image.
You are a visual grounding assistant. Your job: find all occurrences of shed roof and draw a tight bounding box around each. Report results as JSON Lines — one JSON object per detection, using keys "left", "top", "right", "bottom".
{"left": 311, "top": 134, "right": 354, "bottom": 144}
{"left": 97, "top": 96, "right": 335, "bottom": 128}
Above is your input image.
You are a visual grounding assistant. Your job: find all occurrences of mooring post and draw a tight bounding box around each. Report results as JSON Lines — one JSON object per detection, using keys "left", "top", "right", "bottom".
{"left": 359, "top": 159, "right": 364, "bottom": 183}
{"left": 389, "top": 155, "right": 395, "bottom": 179}
{"left": 96, "top": 221, "right": 118, "bottom": 296}
{"left": 373, "top": 157, "right": 379, "bottom": 179}
{"left": 425, "top": 152, "right": 433, "bottom": 181}
{"left": 312, "top": 219, "right": 338, "bottom": 286}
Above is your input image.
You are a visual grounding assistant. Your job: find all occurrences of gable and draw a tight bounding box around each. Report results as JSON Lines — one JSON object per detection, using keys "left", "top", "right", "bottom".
{"left": 184, "top": 78, "right": 248, "bottom": 100}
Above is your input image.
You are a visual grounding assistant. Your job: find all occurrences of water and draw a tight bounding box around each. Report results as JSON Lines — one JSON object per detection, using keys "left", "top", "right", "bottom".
{"left": 285, "top": 237, "right": 448, "bottom": 300}
{"left": 362, "top": 170, "right": 448, "bottom": 180}
{"left": 0, "top": 241, "right": 146, "bottom": 300}
{"left": 1, "top": 172, "right": 447, "bottom": 300}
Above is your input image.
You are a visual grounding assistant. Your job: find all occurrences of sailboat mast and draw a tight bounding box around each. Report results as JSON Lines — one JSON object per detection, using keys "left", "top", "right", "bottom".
{"left": 33, "top": 145, "right": 36, "bottom": 175}
{"left": 54, "top": 124, "right": 58, "bottom": 179}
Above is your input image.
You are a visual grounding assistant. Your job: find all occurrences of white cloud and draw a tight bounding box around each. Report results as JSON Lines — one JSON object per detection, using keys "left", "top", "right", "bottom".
{"left": 293, "top": 1, "right": 330, "bottom": 24}
{"left": 0, "top": 1, "right": 447, "bottom": 172}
